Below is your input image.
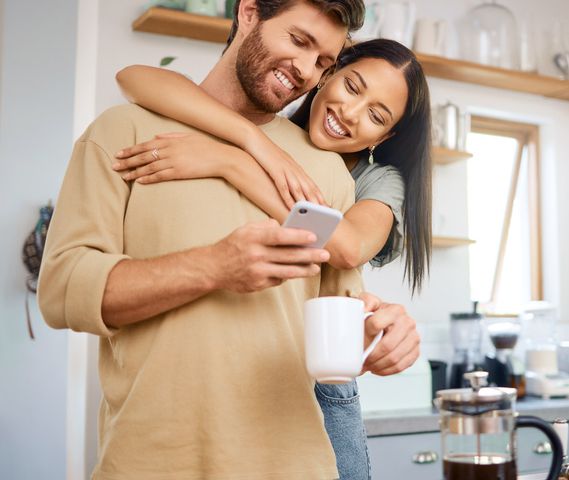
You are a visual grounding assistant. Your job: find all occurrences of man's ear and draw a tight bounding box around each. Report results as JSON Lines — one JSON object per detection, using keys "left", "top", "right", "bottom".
{"left": 236, "top": 0, "right": 260, "bottom": 37}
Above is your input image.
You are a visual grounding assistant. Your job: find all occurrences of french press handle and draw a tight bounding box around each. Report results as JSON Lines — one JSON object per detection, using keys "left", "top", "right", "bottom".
{"left": 516, "top": 415, "right": 563, "bottom": 480}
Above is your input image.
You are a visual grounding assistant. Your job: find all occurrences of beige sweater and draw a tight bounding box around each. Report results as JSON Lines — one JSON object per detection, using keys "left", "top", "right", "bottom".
{"left": 38, "top": 104, "right": 362, "bottom": 480}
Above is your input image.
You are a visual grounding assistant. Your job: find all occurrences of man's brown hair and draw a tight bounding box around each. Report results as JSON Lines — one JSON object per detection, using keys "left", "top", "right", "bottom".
{"left": 226, "top": 0, "right": 365, "bottom": 47}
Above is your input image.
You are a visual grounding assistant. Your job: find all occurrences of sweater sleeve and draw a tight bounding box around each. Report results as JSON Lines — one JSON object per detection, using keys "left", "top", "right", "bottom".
{"left": 38, "top": 136, "right": 131, "bottom": 337}
{"left": 355, "top": 164, "right": 405, "bottom": 267}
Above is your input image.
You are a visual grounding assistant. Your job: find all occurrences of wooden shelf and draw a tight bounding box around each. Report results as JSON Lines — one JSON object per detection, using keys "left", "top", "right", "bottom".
{"left": 432, "top": 236, "right": 475, "bottom": 248}
{"left": 132, "top": 7, "right": 232, "bottom": 43}
{"left": 432, "top": 147, "right": 473, "bottom": 165}
{"left": 132, "top": 7, "right": 569, "bottom": 101}
{"left": 415, "top": 53, "right": 569, "bottom": 102}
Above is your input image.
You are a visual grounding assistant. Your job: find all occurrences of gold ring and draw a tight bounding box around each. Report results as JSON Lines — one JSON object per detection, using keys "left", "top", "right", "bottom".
{"left": 151, "top": 148, "right": 160, "bottom": 161}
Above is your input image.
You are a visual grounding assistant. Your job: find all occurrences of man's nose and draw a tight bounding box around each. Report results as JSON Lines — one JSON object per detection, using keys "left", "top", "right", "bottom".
{"left": 291, "top": 52, "right": 318, "bottom": 86}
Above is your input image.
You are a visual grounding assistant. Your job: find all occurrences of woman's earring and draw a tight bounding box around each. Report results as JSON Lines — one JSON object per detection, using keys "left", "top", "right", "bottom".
{"left": 317, "top": 82, "right": 323, "bottom": 90}
{"left": 368, "top": 145, "right": 376, "bottom": 164}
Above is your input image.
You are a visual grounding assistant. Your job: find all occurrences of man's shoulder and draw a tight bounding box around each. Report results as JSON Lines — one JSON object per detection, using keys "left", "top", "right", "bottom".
{"left": 269, "top": 116, "right": 343, "bottom": 162}
{"left": 89, "top": 104, "right": 168, "bottom": 131}
{"left": 79, "top": 104, "right": 190, "bottom": 148}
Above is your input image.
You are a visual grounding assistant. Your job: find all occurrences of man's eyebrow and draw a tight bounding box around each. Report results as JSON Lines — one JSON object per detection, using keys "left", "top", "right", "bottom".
{"left": 291, "top": 27, "right": 337, "bottom": 64}
{"left": 353, "top": 69, "right": 394, "bottom": 120}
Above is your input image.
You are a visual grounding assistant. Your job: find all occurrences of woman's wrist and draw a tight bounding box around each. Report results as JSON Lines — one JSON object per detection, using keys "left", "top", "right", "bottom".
{"left": 240, "top": 122, "right": 271, "bottom": 158}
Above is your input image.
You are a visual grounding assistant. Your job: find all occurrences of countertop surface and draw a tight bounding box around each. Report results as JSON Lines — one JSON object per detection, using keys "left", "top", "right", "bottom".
{"left": 363, "top": 396, "right": 569, "bottom": 436}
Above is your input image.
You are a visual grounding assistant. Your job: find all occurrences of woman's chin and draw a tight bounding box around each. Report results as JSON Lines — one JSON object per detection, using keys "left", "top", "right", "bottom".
{"left": 309, "top": 128, "right": 337, "bottom": 151}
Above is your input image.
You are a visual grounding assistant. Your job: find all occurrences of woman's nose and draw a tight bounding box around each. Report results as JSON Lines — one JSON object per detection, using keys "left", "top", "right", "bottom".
{"left": 339, "top": 101, "right": 362, "bottom": 125}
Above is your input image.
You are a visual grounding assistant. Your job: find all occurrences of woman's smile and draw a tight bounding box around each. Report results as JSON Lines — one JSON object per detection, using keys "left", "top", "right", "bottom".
{"left": 323, "top": 109, "right": 351, "bottom": 138}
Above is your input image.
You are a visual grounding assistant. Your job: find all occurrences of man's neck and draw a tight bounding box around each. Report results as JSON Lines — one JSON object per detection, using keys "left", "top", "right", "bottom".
{"left": 199, "top": 50, "right": 276, "bottom": 126}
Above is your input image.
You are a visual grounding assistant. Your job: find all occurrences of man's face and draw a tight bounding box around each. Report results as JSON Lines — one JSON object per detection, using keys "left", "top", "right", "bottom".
{"left": 236, "top": 2, "right": 348, "bottom": 113}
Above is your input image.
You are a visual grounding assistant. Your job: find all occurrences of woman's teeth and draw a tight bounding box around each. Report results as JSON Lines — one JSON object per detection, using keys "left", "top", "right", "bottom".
{"left": 273, "top": 70, "right": 294, "bottom": 90}
{"left": 327, "top": 113, "right": 347, "bottom": 136}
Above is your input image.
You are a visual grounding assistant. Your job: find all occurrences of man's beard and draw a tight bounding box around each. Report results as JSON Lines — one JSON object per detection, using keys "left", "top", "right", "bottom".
{"left": 236, "top": 24, "right": 304, "bottom": 113}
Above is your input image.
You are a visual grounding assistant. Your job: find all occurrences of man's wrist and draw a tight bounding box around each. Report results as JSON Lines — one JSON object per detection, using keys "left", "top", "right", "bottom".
{"left": 190, "top": 244, "right": 222, "bottom": 292}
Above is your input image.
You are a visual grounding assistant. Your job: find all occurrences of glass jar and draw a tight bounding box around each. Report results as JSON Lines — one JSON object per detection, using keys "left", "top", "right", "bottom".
{"left": 459, "top": 0, "right": 519, "bottom": 70}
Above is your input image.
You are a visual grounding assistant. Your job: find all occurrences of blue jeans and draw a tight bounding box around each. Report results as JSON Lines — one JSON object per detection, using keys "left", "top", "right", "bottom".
{"left": 315, "top": 380, "right": 371, "bottom": 480}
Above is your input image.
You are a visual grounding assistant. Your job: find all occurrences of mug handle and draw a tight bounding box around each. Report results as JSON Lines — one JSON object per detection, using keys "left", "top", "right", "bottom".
{"left": 516, "top": 415, "right": 564, "bottom": 480}
{"left": 362, "top": 311, "right": 384, "bottom": 363}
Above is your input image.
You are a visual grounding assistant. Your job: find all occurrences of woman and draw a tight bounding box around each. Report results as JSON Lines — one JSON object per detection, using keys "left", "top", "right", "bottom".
{"left": 114, "top": 39, "right": 431, "bottom": 479}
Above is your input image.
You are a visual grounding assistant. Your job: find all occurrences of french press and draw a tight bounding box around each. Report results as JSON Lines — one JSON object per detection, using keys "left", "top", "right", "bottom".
{"left": 435, "top": 371, "right": 563, "bottom": 480}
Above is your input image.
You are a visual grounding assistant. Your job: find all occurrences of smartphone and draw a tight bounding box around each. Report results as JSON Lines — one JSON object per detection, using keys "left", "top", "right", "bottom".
{"left": 282, "top": 201, "right": 343, "bottom": 248}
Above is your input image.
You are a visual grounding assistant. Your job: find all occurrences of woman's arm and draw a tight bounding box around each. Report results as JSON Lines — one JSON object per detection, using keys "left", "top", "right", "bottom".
{"left": 117, "top": 65, "right": 257, "bottom": 155}
{"left": 116, "top": 65, "right": 324, "bottom": 207}
{"left": 114, "top": 132, "right": 394, "bottom": 270}
{"left": 114, "top": 132, "right": 289, "bottom": 221}
{"left": 326, "top": 201, "right": 394, "bottom": 269}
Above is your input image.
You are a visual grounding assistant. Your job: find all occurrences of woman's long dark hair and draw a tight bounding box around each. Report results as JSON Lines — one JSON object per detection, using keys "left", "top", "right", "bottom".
{"left": 290, "top": 38, "right": 432, "bottom": 294}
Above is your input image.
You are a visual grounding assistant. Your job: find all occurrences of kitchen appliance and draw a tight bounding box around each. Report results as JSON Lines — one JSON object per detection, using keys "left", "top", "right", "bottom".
{"left": 459, "top": 0, "right": 519, "bottom": 69}
{"left": 432, "top": 102, "right": 470, "bottom": 151}
{"left": 484, "top": 316, "right": 525, "bottom": 397}
{"left": 413, "top": 18, "right": 447, "bottom": 57}
{"left": 523, "top": 302, "right": 569, "bottom": 398}
{"left": 554, "top": 52, "right": 569, "bottom": 80}
{"left": 357, "top": 357, "right": 432, "bottom": 412}
{"left": 374, "top": 1, "right": 416, "bottom": 48}
{"left": 435, "top": 371, "right": 563, "bottom": 480}
{"left": 448, "top": 305, "right": 484, "bottom": 389}
{"left": 429, "top": 359, "right": 447, "bottom": 400}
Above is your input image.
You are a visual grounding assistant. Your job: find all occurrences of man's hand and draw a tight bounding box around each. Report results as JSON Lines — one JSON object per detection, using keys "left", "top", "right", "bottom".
{"left": 209, "top": 218, "right": 330, "bottom": 293}
{"left": 359, "top": 292, "right": 420, "bottom": 376}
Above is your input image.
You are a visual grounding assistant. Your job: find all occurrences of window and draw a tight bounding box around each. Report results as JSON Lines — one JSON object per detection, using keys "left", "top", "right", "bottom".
{"left": 466, "top": 117, "right": 542, "bottom": 312}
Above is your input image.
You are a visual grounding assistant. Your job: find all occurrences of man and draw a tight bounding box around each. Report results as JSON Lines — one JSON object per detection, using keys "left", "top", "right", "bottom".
{"left": 38, "top": 0, "right": 419, "bottom": 478}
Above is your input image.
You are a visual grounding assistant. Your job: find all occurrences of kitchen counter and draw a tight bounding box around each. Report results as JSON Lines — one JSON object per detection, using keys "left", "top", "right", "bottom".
{"left": 363, "top": 396, "right": 569, "bottom": 436}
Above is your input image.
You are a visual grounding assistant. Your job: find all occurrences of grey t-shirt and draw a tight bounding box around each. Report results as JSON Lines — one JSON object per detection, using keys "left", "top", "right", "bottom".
{"left": 350, "top": 158, "right": 405, "bottom": 267}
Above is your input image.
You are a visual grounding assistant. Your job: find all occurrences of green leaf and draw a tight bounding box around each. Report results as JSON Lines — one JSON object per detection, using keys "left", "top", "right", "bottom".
{"left": 160, "top": 56, "right": 177, "bottom": 67}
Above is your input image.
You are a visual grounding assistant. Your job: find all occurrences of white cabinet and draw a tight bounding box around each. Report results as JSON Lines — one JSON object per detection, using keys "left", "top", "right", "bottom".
{"left": 368, "top": 432, "right": 442, "bottom": 480}
{"left": 368, "top": 429, "right": 554, "bottom": 479}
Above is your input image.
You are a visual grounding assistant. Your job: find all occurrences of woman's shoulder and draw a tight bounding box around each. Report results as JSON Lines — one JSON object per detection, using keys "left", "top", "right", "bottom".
{"left": 353, "top": 161, "right": 403, "bottom": 190}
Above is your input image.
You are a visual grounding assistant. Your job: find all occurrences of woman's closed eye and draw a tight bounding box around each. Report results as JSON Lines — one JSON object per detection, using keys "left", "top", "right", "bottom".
{"left": 344, "top": 77, "right": 358, "bottom": 94}
{"left": 369, "top": 109, "right": 385, "bottom": 126}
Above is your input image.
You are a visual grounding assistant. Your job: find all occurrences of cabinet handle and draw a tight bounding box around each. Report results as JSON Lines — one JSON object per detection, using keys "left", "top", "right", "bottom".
{"left": 412, "top": 451, "right": 439, "bottom": 464}
{"left": 533, "top": 441, "right": 553, "bottom": 455}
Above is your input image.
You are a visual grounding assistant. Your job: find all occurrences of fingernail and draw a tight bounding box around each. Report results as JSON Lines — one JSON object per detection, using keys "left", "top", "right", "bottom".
{"left": 308, "top": 233, "right": 317, "bottom": 242}
{"left": 121, "top": 174, "right": 130, "bottom": 180}
{"left": 112, "top": 163, "right": 120, "bottom": 170}
{"left": 115, "top": 150, "right": 123, "bottom": 157}
{"left": 320, "top": 251, "right": 329, "bottom": 261}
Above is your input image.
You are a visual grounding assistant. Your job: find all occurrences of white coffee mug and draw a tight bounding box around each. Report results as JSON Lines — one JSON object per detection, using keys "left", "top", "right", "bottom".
{"left": 304, "top": 296, "right": 383, "bottom": 384}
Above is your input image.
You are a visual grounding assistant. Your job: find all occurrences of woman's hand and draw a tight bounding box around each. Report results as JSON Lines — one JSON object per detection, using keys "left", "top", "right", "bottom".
{"left": 244, "top": 132, "right": 327, "bottom": 209}
{"left": 113, "top": 132, "right": 224, "bottom": 184}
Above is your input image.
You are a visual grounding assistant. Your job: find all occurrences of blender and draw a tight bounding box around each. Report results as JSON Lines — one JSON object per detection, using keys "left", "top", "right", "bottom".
{"left": 449, "top": 304, "right": 483, "bottom": 388}
{"left": 523, "top": 301, "right": 569, "bottom": 398}
{"left": 484, "top": 316, "right": 525, "bottom": 397}
{"left": 435, "top": 371, "right": 563, "bottom": 480}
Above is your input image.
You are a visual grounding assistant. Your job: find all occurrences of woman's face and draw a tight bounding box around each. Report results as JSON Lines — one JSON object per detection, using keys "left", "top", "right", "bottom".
{"left": 308, "top": 57, "right": 409, "bottom": 154}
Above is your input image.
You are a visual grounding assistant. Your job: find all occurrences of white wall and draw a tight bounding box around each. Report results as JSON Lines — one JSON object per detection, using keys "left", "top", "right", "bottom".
{"left": 0, "top": 0, "right": 78, "bottom": 479}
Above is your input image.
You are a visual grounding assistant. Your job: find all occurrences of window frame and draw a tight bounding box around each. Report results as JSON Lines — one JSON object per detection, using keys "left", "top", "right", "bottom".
{"left": 469, "top": 115, "right": 543, "bottom": 303}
